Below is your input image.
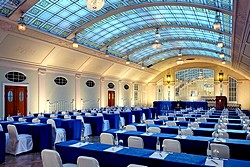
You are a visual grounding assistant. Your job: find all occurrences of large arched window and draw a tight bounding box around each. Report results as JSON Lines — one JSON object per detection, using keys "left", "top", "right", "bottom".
{"left": 175, "top": 68, "right": 214, "bottom": 99}
{"left": 228, "top": 76, "right": 237, "bottom": 102}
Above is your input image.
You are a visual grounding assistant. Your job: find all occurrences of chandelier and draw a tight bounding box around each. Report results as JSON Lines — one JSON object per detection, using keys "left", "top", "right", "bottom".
{"left": 214, "top": 11, "right": 221, "bottom": 30}
{"left": 17, "top": 17, "right": 26, "bottom": 31}
{"left": 86, "top": 0, "right": 105, "bottom": 11}
{"left": 152, "top": 40, "right": 162, "bottom": 49}
{"left": 217, "top": 36, "right": 223, "bottom": 48}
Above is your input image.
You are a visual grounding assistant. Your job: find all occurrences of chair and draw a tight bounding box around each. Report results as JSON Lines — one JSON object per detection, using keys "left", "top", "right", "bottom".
{"left": 145, "top": 120, "right": 154, "bottom": 125}
{"left": 197, "top": 117, "right": 207, "bottom": 122}
{"left": 76, "top": 116, "right": 92, "bottom": 137}
{"left": 6, "top": 116, "right": 14, "bottom": 121}
{"left": 41, "top": 149, "right": 77, "bottom": 167}
{"left": 212, "top": 131, "right": 229, "bottom": 138}
{"left": 18, "top": 117, "right": 26, "bottom": 122}
{"left": 214, "top": 123, "right": 227, "bottom": 130}
{"left": 147, "top": 127, "right": 161, "bottom": 133}
{"left": 97, "top": 113, "right": 110, "bottom": 131}
{"left": 246, "top": 133, "right": 250, "bottom": 140}
{"left": 127, "top": 136, "right": 144, "bottom": 148}
{"left": 127, "top": 164, "right": 148, "bottom": 167}
{"left": 100, "top": 133, "right": 114, "bottom": 145}
{"left": 181, "top": 129, "right": 193, "bottom": 136}
{"left": 64, "top": 115, "right": 71, "bottom": 119}
{"left": 177, "top": 117, "right": 186, "bottom": 122}
{"left": 85, "top": 113, "right": 92, "bottom": 116}
{"left": 77, "top": 156, "right": 99, "bottom": 167}
{"left": 6, "top": 124, "right": 33, "bottom": 155}
{"left": 165, "top": 121, "right": 176, "bottom": 126}
{"left": 125, "top": 125, "right": 137, "bottom": 131}
{"left": 162, "top": 139, "right": 181, "bottom": 152}
{"left": 47, "top": 119, "right": 66, "bottom": 144}
{"left": 0, "top": 124, "right": 9, "bottom": 149}
{"left": 158, "top": 115, "right": 168, "bottom": 120}
{"left": 168, "top": 113, "right": 175, "bottom": 117}
{"left": 210, "top": 143, "right": 230, "bottom": 159}
{"left": 132, "top": 115, "right": 136, "bottom": 123}
{"left": 61, "top": 111, "right": 67, "bottom": 115}
{"left": 32, "top": 118, "right": 41, "bottom": 123}
{"left": 190, "top": 122, "right": 199, "bottom": 128}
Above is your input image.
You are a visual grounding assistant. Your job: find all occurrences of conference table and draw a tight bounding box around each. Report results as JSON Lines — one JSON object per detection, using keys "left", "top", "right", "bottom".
{"left": 133, "top": 123, "right": 248, "bottom": 140}
{"left": 0, "top": 120, "right": 52, "bottom": 152}
{"left": 131, "top": 110, "right": 143, "bottom": 123}
{"left": 153, "top": 101, "right": 208, "bottom": 111}
{"left": 105, "top": 129, "right": 250, "bottom": 161}
{"left": 103, "top": 113, "right": 120, "bottom": 129}
{"left": 81, "top": 116, "right": 103, "bottom": 136}
{"left": 56, "top": 140, "right": 250, "bottom": 167}
{"left": 142, "top": 108, "right": 152, "bottom": 119}
{"left": 120, "top": 112, "right": 132, "bottom": 125}
{"left": 0, "top": 131, "right": 5, "bottom": 164}
{"left": 154, "top": 120, "right": 243, "bottom": 130}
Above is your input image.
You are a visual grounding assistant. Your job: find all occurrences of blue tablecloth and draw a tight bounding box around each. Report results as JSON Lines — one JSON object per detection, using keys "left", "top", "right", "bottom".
{"left": 0, "top": 131, "right": 5, "bottom": 164}
{"left": 0, "top": 121, "right": 52, "bottom": 152}
{"left": 133, "top": 123, "right": 247, "bottom": 140}
{"left": 82, "top": 116, "right": 103, "bottom": 136}
{"left": 103, "top": 113, "right": 120, "bottom": 129}
{"left": 38, "top": 118, "right": 81, "bottom": 140}
{"left": 56, "top": 140, "right": 250, "bottom": 167}
{"left": 154, "top": 101, "right": 208, "bottom": 110}
{"left": 154, "top": 120, "right": 243, "bottom": 130}
{"left": 106, "top": 129, "right": 250, "bottom": 161}
{"left": 132, "top": 110, "right": 143, "bottom": 123}
{"left": 142, "top": 109, "right": 152, "bottom": 119}
{"left": 150, "top": 107, "right": 159, "bottom": 119}
{"left": 120, "top": 112, "right": 132, "bottom": 125}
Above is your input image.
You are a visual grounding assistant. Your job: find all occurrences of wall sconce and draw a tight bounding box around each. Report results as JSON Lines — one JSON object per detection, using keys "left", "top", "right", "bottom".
{"left": 219, "top": 71, "right": 223, "bottom": 82}
{"left": 167, "top": 74, "right": 171, "bottom": 84}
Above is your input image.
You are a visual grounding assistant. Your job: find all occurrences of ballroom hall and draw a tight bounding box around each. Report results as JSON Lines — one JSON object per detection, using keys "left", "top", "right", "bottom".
{"left": 0, "top": 0, "right": 250, "bottom": 167}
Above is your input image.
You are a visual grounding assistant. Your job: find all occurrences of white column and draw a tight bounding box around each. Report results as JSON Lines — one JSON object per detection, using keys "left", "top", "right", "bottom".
{"left": 100, "top": 77, "right": 105, "bottom": 107}
{"left": 118, "top": 80, "right": 123, "bottom": 106}
{"left": 38, "top": 68, "right": 46, "bottom": 113}
{"left": 75, "top": 74, "right": 81, "bottom": 110}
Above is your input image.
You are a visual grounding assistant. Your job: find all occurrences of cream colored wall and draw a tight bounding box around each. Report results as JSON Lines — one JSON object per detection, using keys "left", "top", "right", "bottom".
{"left": 80, "top": 77, "right": 100, "bottom": 109}
{"left": 45, "top": 72, "right": 75, "bottom": 105}
{"left": 0, "top": 66, "right": 38, "bottom": 118}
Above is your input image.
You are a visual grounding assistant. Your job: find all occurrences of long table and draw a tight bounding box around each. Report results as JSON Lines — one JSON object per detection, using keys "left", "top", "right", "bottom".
{"left": 0, "top": 121, "right": 52, "bottom": 152}
{"left": 0, "top": 131, "right": 5, "bottom": 164}
{"left": 153, "top": 101, "right": 208, "bottom": 111}
{"left": 56, "top": 140, "right": 250, "bottom": 167}
{"left": 105, "top": 129, "right": 250, "bottom": 161}
{"left": 133, "top": 123, "right": 248, "bottom": 140}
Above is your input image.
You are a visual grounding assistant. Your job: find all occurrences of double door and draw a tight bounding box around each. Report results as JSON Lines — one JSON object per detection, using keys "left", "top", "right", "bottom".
{"left": 108, "top": 91, "right": 115, "bottom": 107}
{"left": 5, "top": 86, "right": 27, "bottom": 117}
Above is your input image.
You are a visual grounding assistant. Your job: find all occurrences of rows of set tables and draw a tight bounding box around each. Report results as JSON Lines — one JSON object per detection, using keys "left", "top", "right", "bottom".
{"left": 56, "top": 140, "right": 250, "bottom": 167}
{"left": 105, "top": 129, "right": 250, "bottom": 161}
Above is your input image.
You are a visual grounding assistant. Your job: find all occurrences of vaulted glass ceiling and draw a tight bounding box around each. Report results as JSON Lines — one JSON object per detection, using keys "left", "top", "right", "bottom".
{"left": 0, "top": 0, "right": 233, "bottom": 67}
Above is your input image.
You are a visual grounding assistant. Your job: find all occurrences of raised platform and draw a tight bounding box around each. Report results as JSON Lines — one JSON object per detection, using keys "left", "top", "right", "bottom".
{"left": 153, "top": 101, "right": 208, "bottom": 111}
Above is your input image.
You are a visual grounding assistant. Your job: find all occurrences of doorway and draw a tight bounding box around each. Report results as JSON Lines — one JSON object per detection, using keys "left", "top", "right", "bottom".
{"left": 108, "top": 90, "right": 115, "bottom": 107}
{"left": 5, "top": 85, "right": 28, "bottom": 117}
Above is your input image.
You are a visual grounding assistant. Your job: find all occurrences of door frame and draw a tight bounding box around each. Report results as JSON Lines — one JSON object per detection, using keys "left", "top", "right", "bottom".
{"left": 2, "top": 83, "right": 30, "bottom": 118}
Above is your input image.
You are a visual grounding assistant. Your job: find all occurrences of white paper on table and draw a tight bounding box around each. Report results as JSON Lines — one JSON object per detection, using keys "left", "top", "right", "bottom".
{"left": 115, "top": 130, "right": 126, "bottom": 133}
{"left": 69, "top": 142, "right": 90, "bottom": 148}
{"left": 104, "top": 146, "right": 123, "bottom": 153}
{"left": 175, "top": 135, "right": 187, "bottom": 139}
{"left": 213, "top": 138, "right": 226, "bottom": 143}
{"left": 205, "top": 158, "right": 223, "bottom": 167}
{"left": 141, "top": 132, "right": 153, "bottom": 136}
{"left": 149, "top": 151, "right": 169, "bottom": 160}
{"left": 137, "top": 123, "right": 145, "bottom": 126}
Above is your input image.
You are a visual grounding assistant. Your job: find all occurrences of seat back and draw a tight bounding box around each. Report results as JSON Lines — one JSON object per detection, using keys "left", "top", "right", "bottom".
{"left": 41, "top": 149, "right": 63, "bottom": 167}
{"left": 127, "top": 164, "right": 148, "bottom": 167}
{"left": 32, "top": 118, "right": 41, "bottom": 123}
{"left": 218, "top": 131, "right": 229, "bottom": 138}
{"left": 85, "top": 113, "right": 92, "bottom": 116}
{"left": 166, "top": 121, "right": 176, "bottom": 126}
{"left": 125, "top": 125, "right": 137, "bottom": 131}
{"left": 77, "top": 156, "right": 99, "bottom": 167}
{"left": 97, "top": 113, "right": 103, "bottom": 117}
{"left": 7, "top": 124, "right": 18, "bottom": 142}
{"left": 64, "top": 115, "right": 71, "bottom": 119}
{"left": 246, "top": 133, "right": 250, "bottom": 140}
{"left": 190, "top": 122, "right": 199, "bottom": 128}
{"left": 128, "top": 136, "right": 144, "bottom": 148}
{"left": 177, "top": 117, "right": 186, "bottom": 122}
{"left": 145, "top": 120, "right": 154, "bottom": 125}
{"left": 100, "top": 133, "right": 114, "bottom": 145}
{"left": 181, "top": 129, "right": 193, "bottom": 136}
{"left": 0, "top": 124, "right": 3, "bottom": 131}
{"left": 61, "top": 111, "right": 67, "bottom": 115}
{"left": 158, "top": 116, "right": 168, "bottom": 120}
{"left": 168, "top": 113, "right": 175, "bottom": 117}
{"left": 76, "top": 116, "right": 84, "bottom": 123}
{"left": 163, "top": 139, "right": 181, "bottom": 152}
{"left": 47, "top": 119, "right": 57, "bottom": 128}
{"left": 197, "top": 117, "right": 207, "bottom": 122}
{"left": 147, "top": 127, "right": 161, "bottom": 133}
{"left": 210, "top": 143, "right": 230, "bottom": 159}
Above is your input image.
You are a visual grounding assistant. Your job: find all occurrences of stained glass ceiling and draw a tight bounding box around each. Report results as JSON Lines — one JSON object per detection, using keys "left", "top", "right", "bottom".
{"left": 0, "top": 0, "right": 233, "bottom": 67}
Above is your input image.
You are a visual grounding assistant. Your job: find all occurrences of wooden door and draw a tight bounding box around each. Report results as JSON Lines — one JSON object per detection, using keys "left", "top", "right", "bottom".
{"left": 108, "top": 91, "right": 115, "bottom": 107}
{"left": 5, "top": 86, "right": 27, "bottom": 117}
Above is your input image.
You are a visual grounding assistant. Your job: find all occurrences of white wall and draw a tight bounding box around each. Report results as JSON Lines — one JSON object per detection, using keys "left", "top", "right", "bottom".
{"left": 0, "top": 66, "right": 38, "bottom": 118}
{"left": 80, "top": 77, "right": 100, "bottom": 109}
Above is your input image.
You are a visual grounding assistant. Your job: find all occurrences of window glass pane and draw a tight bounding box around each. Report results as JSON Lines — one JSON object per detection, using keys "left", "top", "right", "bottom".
{"left": 8, "top": 91, "right": 13, "bottom": 102}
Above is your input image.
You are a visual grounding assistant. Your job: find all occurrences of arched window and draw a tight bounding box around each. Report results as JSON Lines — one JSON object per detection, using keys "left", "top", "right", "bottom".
{"left": 228, "top": 76, "right": 237, "bottom": 102}
{"left": 175, "top": 68, "right": 214, "bottom": 98}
